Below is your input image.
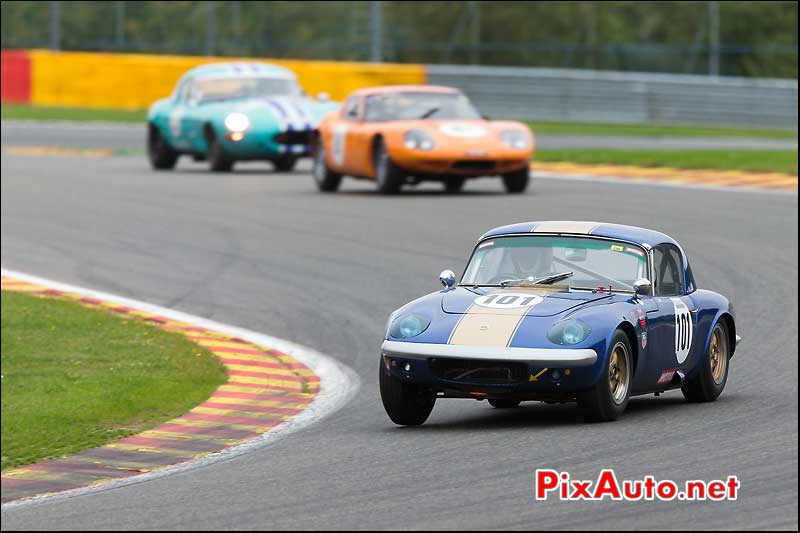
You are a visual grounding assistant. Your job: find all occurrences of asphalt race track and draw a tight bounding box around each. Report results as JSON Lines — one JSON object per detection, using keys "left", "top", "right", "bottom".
{"left": 1, "top": 125, "right": 798, "bottom": 529}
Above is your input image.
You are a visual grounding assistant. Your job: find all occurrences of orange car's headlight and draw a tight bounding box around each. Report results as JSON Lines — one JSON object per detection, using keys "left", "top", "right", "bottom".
{"left": 500, "top": 130, "right": 530, "bottom": 150}
{"left": 403, "top": 129, "right": 435, "bottom": 151}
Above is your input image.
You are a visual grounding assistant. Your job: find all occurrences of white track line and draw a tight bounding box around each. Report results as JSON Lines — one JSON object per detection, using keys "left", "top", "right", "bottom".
{"left": 0, "top": 268, "right": 360, "bottom": 510}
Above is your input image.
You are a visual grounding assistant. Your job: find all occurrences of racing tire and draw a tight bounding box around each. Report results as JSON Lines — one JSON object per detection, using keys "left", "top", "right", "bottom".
{"left": 379, "top": 360, "right": 436, "bottom": 426}
{"left": 272, "top": 156, "right": 298, "bottom": 173}
{"left": 312, "top": 142, "right": 342, "bottom": 192}
{"left": 374, "top": 139, "right": 404, "bottom": 195}
{"left": 147, "top": 124, "right": 179, "bottom": 170}
{"left": 502, "top": 167, "right": 530, "bottom": 194}
{"left": 488, "top": 399, "right": 521, "bottom": 409}
{"left": 577, "top": 329, "right": 632, "bottom": 422}
{"left": 208, "top": 133, "right": 234, "bottom": 172}
{"left": 444, "top": 177, "right": 466, "bottom": 193}
{"left": 682, "top": 321, "right": 729, "bottom": 403}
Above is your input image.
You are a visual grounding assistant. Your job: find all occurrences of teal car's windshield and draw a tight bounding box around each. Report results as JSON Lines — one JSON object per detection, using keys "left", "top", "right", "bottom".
{"left": 189, "top": 77, "right": 300, "bottom": 104}
{"left": 461, "top": 235, "right": 648, "bottom": 291}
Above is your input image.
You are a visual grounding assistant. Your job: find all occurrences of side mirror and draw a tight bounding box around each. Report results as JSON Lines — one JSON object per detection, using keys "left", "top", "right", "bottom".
{"left": 439, "top": 270, "right": 456, "bottom": 289}
{"left": 633, "top": 278, "right": 652, "bottom": 297}
{"left": 317, "top": 92, "right": 330, "bottom": 103}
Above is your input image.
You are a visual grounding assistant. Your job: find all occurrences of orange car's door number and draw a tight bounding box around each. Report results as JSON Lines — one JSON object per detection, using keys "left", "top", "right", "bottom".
{"left": 332, "top": 124, "right": 348, "bottom": 167}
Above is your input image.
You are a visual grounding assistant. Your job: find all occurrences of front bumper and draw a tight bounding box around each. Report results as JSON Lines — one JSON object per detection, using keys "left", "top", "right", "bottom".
{"left": 381, "top": 340, "right": 597, "bottom": 366}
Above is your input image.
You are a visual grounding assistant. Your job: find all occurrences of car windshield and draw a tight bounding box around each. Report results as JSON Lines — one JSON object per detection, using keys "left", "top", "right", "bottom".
{"left": 189, "top": 77, "right": 300, "bottom": 104}
{"left": 461, "top": 235, "right": 648, "bottom": 291}
{"left": 364, "top": 92, "right": 481, "bottom": 121}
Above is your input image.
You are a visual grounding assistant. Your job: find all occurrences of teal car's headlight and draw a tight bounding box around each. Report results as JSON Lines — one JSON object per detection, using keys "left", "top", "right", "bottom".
{"left": 547, "top": 319, "right": 590, "bottom": 345}
{"left": 389, "top": 313, "right": 431, "bottom": 339}
{"left": 224, "top": 112, "right": 250, "bottom": 132}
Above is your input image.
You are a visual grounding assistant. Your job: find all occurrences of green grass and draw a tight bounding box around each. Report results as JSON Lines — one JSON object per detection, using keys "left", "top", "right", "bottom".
{"left": 2, "top": 104, "right": 796, "bottom": 140}
{"left": 1, "top": 104, "right": 147, "bottom": 123}
{"left": 0, "top": 291, "right": 227, "bottom": 470}
{"left": 535, "top": 149, "right": 798, "bottom": 175}
{"left": 527, "top": 121, "right": 798, "bottom": 140}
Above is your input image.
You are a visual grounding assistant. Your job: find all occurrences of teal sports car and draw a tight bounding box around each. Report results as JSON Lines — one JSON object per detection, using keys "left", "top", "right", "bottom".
{"left": 147, "top": 62, "right": 339, "bottom": 172}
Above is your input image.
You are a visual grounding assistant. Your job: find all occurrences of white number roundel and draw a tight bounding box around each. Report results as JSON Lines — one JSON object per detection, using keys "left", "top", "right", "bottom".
{"left": 474, "top": 293, "right": 543, "bottom": 309}
{"left": 671, "top": 297, "right": 693, "bottom": 364}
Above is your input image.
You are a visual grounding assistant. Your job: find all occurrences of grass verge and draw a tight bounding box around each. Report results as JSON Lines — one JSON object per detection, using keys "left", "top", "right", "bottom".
{"left": 0, "top": 290, "right": 227, "bottom": 470}
{"left": 535, "top": 149, "right": 798, "bottom": 175}
{"left": 527, "top": 121, "right": 797, "bottom": 140}
{"left": 1, "top": 104, "right": 147, "bottom": 123}
{"left": 2, "top": 104, "right": 796, "bottom": 140}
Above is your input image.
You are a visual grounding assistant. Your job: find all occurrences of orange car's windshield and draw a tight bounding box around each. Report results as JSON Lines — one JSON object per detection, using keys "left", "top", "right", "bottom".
{"left": 364, "top": 92, "right": 481, "bottom": 121}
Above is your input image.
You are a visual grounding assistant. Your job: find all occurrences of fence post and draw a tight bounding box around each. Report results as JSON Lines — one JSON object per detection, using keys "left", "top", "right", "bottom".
{"left": 206, "top": 1, "right": 216, "bottom": 56}
{"left": 369, "top": 1, "right": 383, "bottom": 62}
{"left": 708, "top": 1, "right": 720, "bottom": 77}
{"left": 49, "top": 1, "right": 61, "bottom": 50}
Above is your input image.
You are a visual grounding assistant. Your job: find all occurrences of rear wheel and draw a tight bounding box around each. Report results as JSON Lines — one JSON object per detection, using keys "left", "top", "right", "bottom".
{"left": 379, "top": 360, "right": 435, "bottom": 426}
{"left": 374, "top": 139, "right": 404, "bottom": 195}
{"left": 577, "top": 329, "right": 632, "bottom": 422}
{"left": 502, "top": 167, "right": 530, "bottom": 193}
{"left": 444, "top": 177, "right": 466, "bottom": 193}
{"left": 488, "top": 399, "right": 521, "bottom": 409}
{"left": 312, "top": 141, "right": 342, "bottom": 192}
{"left": 207, "top": 131, "right": 233, "bottom": 172}
{"left": 682, "top": 321, "right": 729, "bottom": 403}
{"left": 147, "top": 123, "right": 178, "bottom": 170}
{"left": 272, "top": 156, "right": 298, "bottom": 173}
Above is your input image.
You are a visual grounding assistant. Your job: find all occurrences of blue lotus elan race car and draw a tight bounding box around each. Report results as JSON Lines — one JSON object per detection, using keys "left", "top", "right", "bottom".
{"left": 380, "top": 221, "right": 740, "bottom": 425}
{"left": 147, "top": 62, "right": 339, "bottom": 172}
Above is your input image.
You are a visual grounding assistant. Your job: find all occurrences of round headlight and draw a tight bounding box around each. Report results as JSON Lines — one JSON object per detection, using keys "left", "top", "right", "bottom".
{"left": 403, "top": 129, "right": 435, "bottom": 151}
{"left": 500, "top": 129, "right": 530, "bottom": 149}
{"left": 389, "top": 313, "right": 431, "bottom": 339}
{"left": 547, "top": 319, "right": 590, "bottom": 345}
{"left": 224, "top": 112, "right": 250, "bottom": 132}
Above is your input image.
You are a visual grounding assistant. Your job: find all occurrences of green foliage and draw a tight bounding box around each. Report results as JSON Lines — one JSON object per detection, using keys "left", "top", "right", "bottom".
{"left": 1, "top": 1, "right": 796, "bottom": 77}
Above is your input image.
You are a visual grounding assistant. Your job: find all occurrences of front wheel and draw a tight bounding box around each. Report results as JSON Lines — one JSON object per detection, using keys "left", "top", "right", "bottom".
{"left": 147, "top": 124, "right": 178, "bottom": 170}
{"left": 577, "top": 329, "right": 632, "bottom": 422}
{"left": 682, "top": 321, "right": 729, "bottom": 403}
{"left": 312, "top": 142, "right": 342, "bottom": 192}
{"left": 502, "top": 167, "right": 530, "bottom": 194}
{"left": 208, "top": 133, "right": 234, "bottom": 172}
{"left": 374, "top": 139, "right": 404, "bottom": 195}
{"left": 379, "top": 360, "right": 435, "bottom": 426}
{"left": 272, "top": 156, "right": 298, "bottom": 173}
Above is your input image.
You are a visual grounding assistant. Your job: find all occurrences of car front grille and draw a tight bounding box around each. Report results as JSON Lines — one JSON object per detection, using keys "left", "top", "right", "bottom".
{"left": 428, "top": 358, "right": 528, "bottom": 385}
{"left": 452, "top": 160, "right": 496, "bottom": 171}
{"left": 273, "top": 131, "right": 313, "bottom": 145}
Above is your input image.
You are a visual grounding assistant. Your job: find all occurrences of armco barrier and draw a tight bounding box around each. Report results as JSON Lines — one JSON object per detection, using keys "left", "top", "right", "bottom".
{"left": 0, "top": 50, "right": 31, "bottom": 103}
{"left": 428, "top": 64, "right": 799, "bottom": 129}
{"left": 25, "top": 50, "right": 425, "bottom": 109}
{"left": 1, "top": 49, "right": 797, "bottom": 129}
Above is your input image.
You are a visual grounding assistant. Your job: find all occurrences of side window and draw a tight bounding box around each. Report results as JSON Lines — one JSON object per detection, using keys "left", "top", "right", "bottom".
{"left": 342, "top": 96, "right": 361, "bottom": 121}
{"left": 653, "top": 244, "right": 684, "bottom": 296}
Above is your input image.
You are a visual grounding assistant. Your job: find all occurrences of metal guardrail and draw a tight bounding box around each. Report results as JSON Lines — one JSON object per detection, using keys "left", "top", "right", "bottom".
{"left": 427, "top": 65, "right": 799, "bottom": 129}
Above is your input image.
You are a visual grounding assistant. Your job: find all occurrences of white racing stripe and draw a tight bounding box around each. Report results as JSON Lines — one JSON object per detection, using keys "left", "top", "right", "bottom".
{"left": 0, "top": 267, "right": 360, "bottom": 509}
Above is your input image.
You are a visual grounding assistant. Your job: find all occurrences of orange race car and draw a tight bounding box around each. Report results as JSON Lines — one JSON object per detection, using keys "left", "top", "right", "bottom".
{"left": 311, "top": 85, "right": 535, "bottom": 194}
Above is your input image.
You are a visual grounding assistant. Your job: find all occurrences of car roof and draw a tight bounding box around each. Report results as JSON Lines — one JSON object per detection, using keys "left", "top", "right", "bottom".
{"left": 480, "top": 221, "right": 678, "bottom": 249}
{"left": 183, "top": 62, "right": 296, "bottom": 80}
{"left": 350, "top": 85, "right": 461, "bottom": 97}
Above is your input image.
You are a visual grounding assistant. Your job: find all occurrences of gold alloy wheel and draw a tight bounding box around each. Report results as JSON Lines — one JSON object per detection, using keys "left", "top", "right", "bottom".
{"left": 709, "top": 324, "right": 728, "bottom": 385}
{"left": 608, "top": 341, "right": 630, "bottom": 404}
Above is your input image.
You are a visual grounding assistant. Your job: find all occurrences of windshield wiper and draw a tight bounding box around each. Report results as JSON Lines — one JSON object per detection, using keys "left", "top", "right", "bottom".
{"left": 500, "top": 272, "right": 574, "bottom": 288}
{"left": 418, "top": 106, "right": 440, "bottom": 119}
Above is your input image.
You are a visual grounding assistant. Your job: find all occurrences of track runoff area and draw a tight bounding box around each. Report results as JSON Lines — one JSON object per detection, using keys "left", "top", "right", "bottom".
{"left": 0, "top": 125, "right": 797, "bottom": 529}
